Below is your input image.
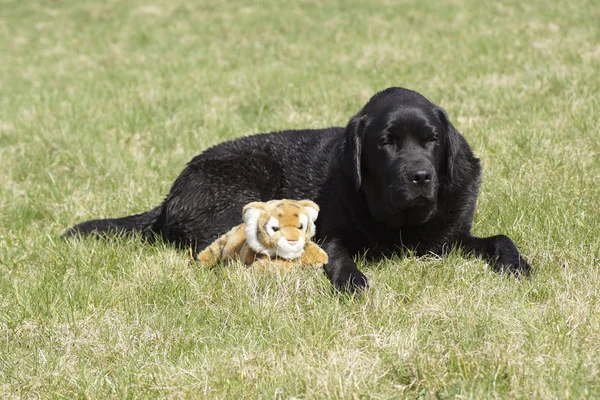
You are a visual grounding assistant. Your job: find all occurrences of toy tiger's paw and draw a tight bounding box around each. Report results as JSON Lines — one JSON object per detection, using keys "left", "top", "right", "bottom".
{"left": 196, "top": 248, "right": 217, "bottom": 266}
{"left": 300, "top": 242, "right": 329, "bottom": 268}
{"left": 252, "top": 257, "right": 295, "bottom": 272}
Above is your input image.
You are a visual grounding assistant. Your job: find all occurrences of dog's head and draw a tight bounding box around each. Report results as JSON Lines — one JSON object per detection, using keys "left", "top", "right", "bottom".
{"left": 344, "top": 87, "right": 467, "bottom": 229}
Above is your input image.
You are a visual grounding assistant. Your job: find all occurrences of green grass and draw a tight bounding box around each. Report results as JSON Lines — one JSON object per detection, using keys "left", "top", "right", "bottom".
{"left": 1, "top": 0, "right": 600, "bottom": 397}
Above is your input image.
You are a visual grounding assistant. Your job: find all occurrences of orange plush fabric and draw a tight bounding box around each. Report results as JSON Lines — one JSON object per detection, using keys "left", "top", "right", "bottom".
{"left": 196, "top": 199, "right": 328, "bottom": 271}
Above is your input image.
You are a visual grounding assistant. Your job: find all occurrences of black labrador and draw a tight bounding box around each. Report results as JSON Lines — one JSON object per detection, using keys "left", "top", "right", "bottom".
{"left": 65, "top": 87, "right": 530, "bottom": 290}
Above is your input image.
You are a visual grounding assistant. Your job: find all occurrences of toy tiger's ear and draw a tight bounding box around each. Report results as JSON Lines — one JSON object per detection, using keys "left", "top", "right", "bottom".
{"left": 297, "top": 200, "right": 319, "bottom": 222}
{"left": 298, "top": 200, "right": 319, "bottom": 238}
{"left": 243, "top": 201, "right": 272, "bottom": 256}
{"left": 242, "top": 202, "right": 267, "bottom": 226}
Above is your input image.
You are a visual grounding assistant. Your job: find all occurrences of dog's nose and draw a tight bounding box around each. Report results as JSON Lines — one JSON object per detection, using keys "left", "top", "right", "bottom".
{"left": 408, "top": 169, "right": 432, "bottom": 186}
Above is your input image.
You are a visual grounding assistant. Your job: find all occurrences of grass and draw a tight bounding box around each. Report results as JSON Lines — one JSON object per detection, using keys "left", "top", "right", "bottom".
{"left": 1, "top": 0, "right": 600, "bottom": 397}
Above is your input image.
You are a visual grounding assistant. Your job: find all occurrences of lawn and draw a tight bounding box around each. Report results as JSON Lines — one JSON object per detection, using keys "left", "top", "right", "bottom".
{"left": 1, "top": 0, "right": 599, "bottom": 397}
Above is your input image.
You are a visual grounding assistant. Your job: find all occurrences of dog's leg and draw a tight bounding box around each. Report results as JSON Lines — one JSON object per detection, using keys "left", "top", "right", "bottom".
{"left": 457, "top": 235, "right": 531, "bottom": 276}
{"left": 321, "top": 238, "right": 369, "bottom": 292}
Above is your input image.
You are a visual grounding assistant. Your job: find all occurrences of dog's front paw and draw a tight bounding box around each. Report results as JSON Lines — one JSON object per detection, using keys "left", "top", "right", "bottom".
{"left": 496, "top": 253, "right": 531, "bottom": 277}
{"left": 493, "top": 235, "right": 531, "bottom": 277}
{"left": 332, "top": 268, "right": 369, "bottom": 293}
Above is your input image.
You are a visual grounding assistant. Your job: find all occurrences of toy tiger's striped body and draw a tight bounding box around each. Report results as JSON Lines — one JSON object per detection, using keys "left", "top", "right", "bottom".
{"left": 196, "top": 199, "right": 328, "bottom": 271}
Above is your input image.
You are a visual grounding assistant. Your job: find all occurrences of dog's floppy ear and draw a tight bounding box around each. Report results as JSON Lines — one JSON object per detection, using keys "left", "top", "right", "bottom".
{"left": 344, "top": 114, "right": 368, "bottom": 191}
{"left": 437, "top": 107, "right": 464, "bottom": 181}
{"left": 436, "top": 106, "right": 480, "bottom": 185}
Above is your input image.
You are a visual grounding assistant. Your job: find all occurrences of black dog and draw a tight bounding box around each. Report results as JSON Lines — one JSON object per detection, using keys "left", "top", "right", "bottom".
{"left": 66, "top": 87, "right": 530, "bottom": 290}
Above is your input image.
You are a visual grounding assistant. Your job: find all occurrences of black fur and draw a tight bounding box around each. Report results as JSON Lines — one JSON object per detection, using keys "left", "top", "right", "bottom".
{"left": 65, "top": 87, "right": 531, "bottom": 290}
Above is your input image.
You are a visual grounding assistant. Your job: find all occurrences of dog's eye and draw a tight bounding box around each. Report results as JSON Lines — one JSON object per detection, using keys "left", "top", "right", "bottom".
{"left": 427, "top": 136, "right": 439, "bottom": 143}
{"left": 298, "top": 223, "right": 304, "bottom": 230}
{"left": 378, "top": 136, "right": 393, "bottom": 147}
{"left": 272, "top": 226, "right": 279, "bottom": 232}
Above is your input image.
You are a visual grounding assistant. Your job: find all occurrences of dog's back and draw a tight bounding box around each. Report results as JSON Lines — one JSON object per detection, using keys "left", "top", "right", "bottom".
{"left": 64, "top": 127, "right": 346, "bottom": 250}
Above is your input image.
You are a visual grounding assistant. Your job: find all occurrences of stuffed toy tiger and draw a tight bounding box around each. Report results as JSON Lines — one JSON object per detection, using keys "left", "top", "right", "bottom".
{"left": 196, "top": 199, "right": 328, "bottom": 271}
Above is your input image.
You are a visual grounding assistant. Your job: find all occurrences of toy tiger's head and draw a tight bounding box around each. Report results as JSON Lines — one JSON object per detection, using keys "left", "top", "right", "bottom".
{"left": 242, "top": 199, "right": 320, "bottom": 260}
